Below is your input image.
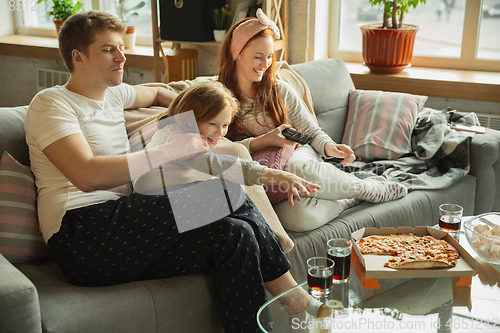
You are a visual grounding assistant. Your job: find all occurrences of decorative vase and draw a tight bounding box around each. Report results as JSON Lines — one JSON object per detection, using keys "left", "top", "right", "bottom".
{"left": 213, "top": 29, "right": 227, "bottom": 43}
{"left": 122, "top": 26, "right": 137, "bottom": 49}
{"left": 53, "top": 18, "right": 65, "bottom": 34}
{"left": 359, "top": 23, "right": 420, "bottom": 74}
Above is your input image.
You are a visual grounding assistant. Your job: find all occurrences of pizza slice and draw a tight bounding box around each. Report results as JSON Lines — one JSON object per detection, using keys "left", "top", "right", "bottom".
{"left": 356, "top": 234, "right": 459, "bottom": 270}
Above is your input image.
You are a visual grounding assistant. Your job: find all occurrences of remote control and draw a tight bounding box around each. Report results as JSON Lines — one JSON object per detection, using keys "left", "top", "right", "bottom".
{"left": 281, "top": 128, "right": 313, "bottom": 145}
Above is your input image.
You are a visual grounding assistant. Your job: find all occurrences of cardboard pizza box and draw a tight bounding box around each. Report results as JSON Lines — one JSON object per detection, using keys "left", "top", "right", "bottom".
{"left": 351, "top": 226, "right": 476, "bottom": 288}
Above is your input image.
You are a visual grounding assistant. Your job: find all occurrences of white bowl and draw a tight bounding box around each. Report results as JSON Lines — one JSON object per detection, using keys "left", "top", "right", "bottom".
{"left": 464, "top": 213, "right": 500, "bottom": 264}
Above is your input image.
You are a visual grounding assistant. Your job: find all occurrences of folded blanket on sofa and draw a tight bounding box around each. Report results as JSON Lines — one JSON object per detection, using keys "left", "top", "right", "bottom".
{"left": 331, "top": 108, "right": 481, "bottom": 191}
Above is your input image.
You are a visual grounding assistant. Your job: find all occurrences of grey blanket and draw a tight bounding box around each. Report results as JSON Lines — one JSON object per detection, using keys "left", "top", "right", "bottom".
{"left": 330, "top": 108, "right": 481, "bottom": 191}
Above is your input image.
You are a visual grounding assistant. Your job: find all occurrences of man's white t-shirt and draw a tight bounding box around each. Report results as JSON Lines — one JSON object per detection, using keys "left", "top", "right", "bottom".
{"left": 25, "top": 84, "right": 136, "bottom": 243}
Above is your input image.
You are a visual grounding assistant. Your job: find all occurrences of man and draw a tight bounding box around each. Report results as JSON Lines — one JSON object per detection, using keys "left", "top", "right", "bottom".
{"left": 26, "top": 10, "right": 204, "bottom": 249}
{"left": 25, "top": 11, "right": 307, "bottom": 333}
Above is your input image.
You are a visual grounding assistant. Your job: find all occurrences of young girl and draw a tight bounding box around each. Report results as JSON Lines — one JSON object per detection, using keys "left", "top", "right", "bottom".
{"left": 216, "top": 9, "right": 408, "bottom": 232}
{"left": 135, "top": 81, "right": 320, "bottom": 207}
{"left": 134, "top": 81, "right": 321, "bottom": 332}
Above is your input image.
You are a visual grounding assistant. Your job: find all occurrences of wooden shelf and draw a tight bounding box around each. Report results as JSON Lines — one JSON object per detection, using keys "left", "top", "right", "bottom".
{"left": 346, "top": 62, "right": 500, "bottom": 103}
{"left": 2, "top": 36, "right": 498, "bottom": 104}
{"left": 0, "top": 35, "right": 157, "bottom": 70}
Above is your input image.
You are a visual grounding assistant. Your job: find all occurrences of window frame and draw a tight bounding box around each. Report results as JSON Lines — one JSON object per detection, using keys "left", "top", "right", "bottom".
{"left": 328, "top": 0, "right": 500, "bottom": 72}
{"left": 11, "top": 0, "right": 153, "bottom": 46}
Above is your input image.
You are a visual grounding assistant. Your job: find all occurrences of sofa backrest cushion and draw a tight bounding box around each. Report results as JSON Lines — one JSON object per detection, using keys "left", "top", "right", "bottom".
{"left": 291, "top": 59, "right": 355, "bottom": 144}
{"left": 342, "top": 90, "right": 427, "bottom": 161}
{"left": 0, "top": 151, "right": 51, "bottom": 263}
{"left": 0, "top": 106, "right": 30, "bottom": 166}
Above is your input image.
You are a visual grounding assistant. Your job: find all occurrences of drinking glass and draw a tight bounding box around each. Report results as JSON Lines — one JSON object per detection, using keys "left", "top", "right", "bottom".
{"left": 331, "top": 280, "right": 350, "bottom": 318}
{"left": 307, "top": 257, "right": 334, "bottom": 297}
{"left": 439, "top": 203, "right": 463, "bottom": 241}
{"left": 327, "top": 238, "right": 352, "bottom": 283}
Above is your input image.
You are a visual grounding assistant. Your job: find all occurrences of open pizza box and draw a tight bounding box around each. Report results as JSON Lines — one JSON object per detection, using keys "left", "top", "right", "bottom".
{"left": 351, "top": 226, "right": 476, "bottom": 289}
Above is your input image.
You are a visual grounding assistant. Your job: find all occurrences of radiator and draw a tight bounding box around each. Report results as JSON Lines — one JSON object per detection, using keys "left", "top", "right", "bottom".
{"left": 476, "top": 113, "right": 500, "bottom": 131}
{"left": 37, "top": 68, "right": 70, "bottom": 92}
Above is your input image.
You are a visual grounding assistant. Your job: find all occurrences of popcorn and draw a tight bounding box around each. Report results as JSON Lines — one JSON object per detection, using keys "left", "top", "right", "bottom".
{"left": 474, "top": 224, "right": 490, "bottom": 234}
{"left": 490, "top": 244, "right": 500, "bottom": 256}
{"left": 470, "top": 221, "right": 500, "bottom": 262}
{"left": 492, "top": 225, "right": 500, "bottom": 236}
{"left": 472, "top": 239, "right": 482, "bottom": 250}
{"left": 479, "top": 244, "right": 491, "bottom": 257}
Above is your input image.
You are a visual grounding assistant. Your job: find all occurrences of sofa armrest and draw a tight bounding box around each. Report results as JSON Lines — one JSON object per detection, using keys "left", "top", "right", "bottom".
{"left": 469, "top": 128, "right": 500, "bottom": 214}
{"left": 0, "top": 255, "right": 42, "bottom": 333}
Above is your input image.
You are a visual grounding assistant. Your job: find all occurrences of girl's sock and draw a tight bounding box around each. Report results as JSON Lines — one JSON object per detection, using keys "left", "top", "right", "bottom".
{"left": 355, "top": 178, "right": 408, "bottom": 203}
{"left": 339, "top": 198, "right": 362, "bottom": 211}
{"left": 289, "top": 296, "right": 323, "bottom": 332}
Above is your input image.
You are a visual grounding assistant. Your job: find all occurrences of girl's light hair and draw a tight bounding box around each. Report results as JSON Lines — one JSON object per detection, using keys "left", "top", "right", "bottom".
{"left": 158, "top": 82, "right": 239, "bottom": 133}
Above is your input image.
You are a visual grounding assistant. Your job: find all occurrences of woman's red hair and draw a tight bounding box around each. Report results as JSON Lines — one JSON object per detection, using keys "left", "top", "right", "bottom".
{"left": 217, "top": 18, "right": 289, "bottom": 141}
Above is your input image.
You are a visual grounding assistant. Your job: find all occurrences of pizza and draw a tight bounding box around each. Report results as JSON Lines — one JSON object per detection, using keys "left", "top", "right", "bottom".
{"left": 355, "top": 233, "right": 459, "bottom": 269}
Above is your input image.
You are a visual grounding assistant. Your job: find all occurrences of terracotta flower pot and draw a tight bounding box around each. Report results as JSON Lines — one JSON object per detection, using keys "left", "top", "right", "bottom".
{"left": 53, "top": 18, "right": 65, "bottom": 34}
{"left": 359, "top": 23, "right": 420, "bottom": 74}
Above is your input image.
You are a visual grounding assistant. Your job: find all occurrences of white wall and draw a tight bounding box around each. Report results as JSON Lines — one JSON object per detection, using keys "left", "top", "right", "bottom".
{"left": 0, "top": 10, "right": 13, "bottom": 35}
{"left": 0, "top": 55, "right": 156, "bottom": 107}
{"left": 288, "top": 0, "right": 309, "bottom": 64}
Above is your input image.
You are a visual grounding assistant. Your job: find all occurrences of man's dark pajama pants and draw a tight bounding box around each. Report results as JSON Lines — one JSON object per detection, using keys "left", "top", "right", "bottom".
{"left": 48, "top": 181, "right": 291, "bottom": 333}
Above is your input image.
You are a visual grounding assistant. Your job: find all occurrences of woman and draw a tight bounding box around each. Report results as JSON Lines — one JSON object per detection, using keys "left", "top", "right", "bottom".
{"left": 217, "top": 9, "right": 408, "bottom": 232}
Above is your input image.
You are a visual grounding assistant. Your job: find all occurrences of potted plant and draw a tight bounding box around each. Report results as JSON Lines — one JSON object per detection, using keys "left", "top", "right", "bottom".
{"left": 117, "top": 0, "right": 146, "bottom": 49}
{"left": 37, "top": 0, "right": 84, "bottom": 33}
{"left": 359, "top": 0, "right": 426, "bottom": 73}
{"left": 212, "top": 4, "right": 234, "bottom": 43}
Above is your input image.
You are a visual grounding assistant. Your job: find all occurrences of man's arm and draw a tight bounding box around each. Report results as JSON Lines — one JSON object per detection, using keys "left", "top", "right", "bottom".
{"left": 129, "top": 85, "right": 178, "bottom": 109}
{"left": 42, "top": 131, "right": 203, "bottom": 193}
{"left": 42, "top": 133, "right": 149, "bottom": 192}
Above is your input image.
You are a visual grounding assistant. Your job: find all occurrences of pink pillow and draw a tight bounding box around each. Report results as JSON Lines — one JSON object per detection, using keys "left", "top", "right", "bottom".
{"left": 342, "top": 90, "right": 427, "bottom": 161}
{"left": 251, "top": 145, "right": 295, "bottom": 204}
{"left": 0, "top": 151, "right": 51, "bottom": 263}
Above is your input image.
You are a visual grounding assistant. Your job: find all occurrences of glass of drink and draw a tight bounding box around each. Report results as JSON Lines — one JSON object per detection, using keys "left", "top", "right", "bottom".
{"left": 439, "top": 203, "right": 463, "bottom": 241}
{"left": 307, "top": 257, "right": 334, "bottom": 298}
{"left": 327, "top": 238, "right": 352, "bottom": 284}
{"left": 331, "top": 280, "right": 350, "bottom": 318}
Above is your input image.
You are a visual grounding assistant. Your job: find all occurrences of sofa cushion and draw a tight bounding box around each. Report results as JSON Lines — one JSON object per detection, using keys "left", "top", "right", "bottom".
{"left": 291, "top": 59, "right": 355, "bottom": 144}
{"left": 0, "top": 254, "right": 42, "bottom": 333}
{"left": 16, "top": 259, "right": 224, "bottom": 333}
{"left": 0, "top": 106, "right": 30, "bottom": 166}
{"left": 341, "top": 90, "right": 427, "bottom": 161}
{"left": 0, "top": 152, "right": 51, "bottom": 263}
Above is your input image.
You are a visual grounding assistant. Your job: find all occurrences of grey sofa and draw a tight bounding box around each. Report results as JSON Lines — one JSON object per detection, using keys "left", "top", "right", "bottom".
{"left": 1, "top": 58, "right": 500, "bottom": 333}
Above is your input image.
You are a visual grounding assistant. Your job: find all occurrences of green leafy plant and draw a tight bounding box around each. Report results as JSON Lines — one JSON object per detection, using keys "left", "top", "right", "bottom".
{"left": 368, "top": 0, "right": 426, "bottom": 29}
{"left": 118, "top": 0, "right": 146, "bottom": 26}
{"left": 37, "top": 0, "right": 84, "bottom": 21}
{"left": 212, "top": 4, "right": 234, "bottom": 30}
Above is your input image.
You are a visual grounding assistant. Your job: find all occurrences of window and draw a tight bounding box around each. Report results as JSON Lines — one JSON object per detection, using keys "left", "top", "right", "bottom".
{"left": 330, "top": 0, "right": 500, "bottom": 71}
{"left": 13, "top": 0, "right": 152, "bottom": 44}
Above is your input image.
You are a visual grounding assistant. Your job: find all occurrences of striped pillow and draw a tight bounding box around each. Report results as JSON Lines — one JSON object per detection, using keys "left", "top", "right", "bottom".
{"left": 0, "top": 151, "right": 50, "bottom": 263}
{"left": 342, "top": 90, "right": 427, "bottom": 161}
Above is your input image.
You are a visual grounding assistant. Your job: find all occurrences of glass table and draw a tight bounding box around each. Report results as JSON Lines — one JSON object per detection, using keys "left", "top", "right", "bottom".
{"left": 257, "top": 233, "right": 500, "bottom": 332}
